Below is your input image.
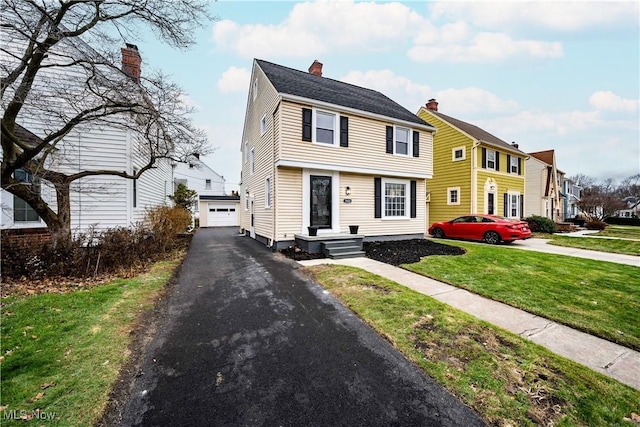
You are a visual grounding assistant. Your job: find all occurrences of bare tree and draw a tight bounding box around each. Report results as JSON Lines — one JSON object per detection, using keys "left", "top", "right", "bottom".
{"left": 1, "top": 0, "right": 214, "bottom": 246}
{"left": 577, "top": 182, "right": 627, "bottom": 221}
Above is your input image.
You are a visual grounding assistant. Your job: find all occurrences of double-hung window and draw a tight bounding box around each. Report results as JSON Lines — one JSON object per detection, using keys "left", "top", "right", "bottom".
{"left": 510, "top": 156, "right": 518, "bottom": 173}
{"left": 487, "top": 150, "right": 496, "bottom": 170}
{"left": 315, "top": 111, "right": 336, "bottom": 145}
{"left": 383, "top": 179, "right": 408, "bottom": 218}
{"left": 250, "top": 148, "right": 255, "bottom": 175}
{"left": 205, "top": 179, "right": 212, "bottom": 190}
{"left": 395, "top": 127, "right": 410, "bottom": 155}
{"left": 260, "top": 114, "right": 267, "bottom": 135}
{"left": 13, "top": 169, "right": 40, "bottom": 222}
{"left": 265, "top": 177, "right": 271, "bottom": 208}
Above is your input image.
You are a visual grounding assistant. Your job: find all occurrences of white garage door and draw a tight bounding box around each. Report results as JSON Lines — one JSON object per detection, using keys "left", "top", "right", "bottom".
{"left": 207, "top": 204, "right": 238, "bottom": 227}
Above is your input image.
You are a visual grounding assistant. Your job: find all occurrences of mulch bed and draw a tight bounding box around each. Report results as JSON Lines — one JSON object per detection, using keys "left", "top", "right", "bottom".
{"left": 363, "top": 239, "right": 465, "bottom": 266}
{"left": 280, "top": 239, "right": 465, "bottom": 265}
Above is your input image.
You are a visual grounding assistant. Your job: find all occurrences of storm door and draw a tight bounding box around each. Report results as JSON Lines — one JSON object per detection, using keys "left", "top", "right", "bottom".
{"left": 310, "top": 175, "right": 332, "bottom": 228}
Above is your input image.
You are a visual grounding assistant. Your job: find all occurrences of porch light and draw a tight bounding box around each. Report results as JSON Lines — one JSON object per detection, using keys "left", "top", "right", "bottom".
{"left": 345, "top": 186, "right": 351, "bottom": 196}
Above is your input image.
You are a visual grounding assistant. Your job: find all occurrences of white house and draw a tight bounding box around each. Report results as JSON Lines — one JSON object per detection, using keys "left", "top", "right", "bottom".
{"left": 173, "top": 154, "right": 240, "bottom": 227}
{"left": 1, "top": 40, "right": 172, "bottom": 237}
{"left": 525, "top": 150, "right": 565, "bottom": 221}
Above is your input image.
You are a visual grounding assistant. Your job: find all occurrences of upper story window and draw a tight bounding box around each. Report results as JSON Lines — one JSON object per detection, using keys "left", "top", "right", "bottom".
{"left": 486, "top": 149, "right": 496, "bottom": 170}
{"left": 205, "top": 179, "right": 211, "bottom": 190}
{"left": 510, "top": 156, "right": 518, "bottom": 173}
{"left": 260, "top": 114, "right": 267, "bottom": 135}
{"left": 394, "top": 127, "right": 410, "bottom": 156}
{"left": 385, "top": 125, "right": 417, "bottom": 157}
{"left": 252, "top": 78, "right": 258, "bottom": 101}
{"left": 250, "top": 148, "right": 255, "bottom": 175}
{"left": 315, "top": 111, "right": 337, "bottom": 145}
{"left": 452, "top": 146, "right": 466, "bottom": 161}
{"left": 244, "top": 141, "right": 248, "bottom": 163}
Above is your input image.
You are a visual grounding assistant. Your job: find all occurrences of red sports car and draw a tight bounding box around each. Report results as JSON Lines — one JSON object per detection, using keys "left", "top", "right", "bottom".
{"left": 428, "top": 214, "right": 531, "bottom": 244}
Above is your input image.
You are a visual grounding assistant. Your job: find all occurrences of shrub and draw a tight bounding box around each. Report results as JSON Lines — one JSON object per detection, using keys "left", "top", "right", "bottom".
{"left": 524, "top": 215, "right": 557, "bottom": 234}
{"left": 145, "top": 206, "right": 192, "bottom": 252}
{"left": 585, "top": 220, "right": 608, "bottom": 230}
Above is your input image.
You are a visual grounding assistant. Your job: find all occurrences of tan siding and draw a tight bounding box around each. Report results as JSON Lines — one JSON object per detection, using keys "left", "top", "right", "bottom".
{"left": 275, "top": 167, "right": 303, "bottom": 240}
{"left": 279, "top": 102, "right": 433, "bottom": 178}
{"left": 525, "top": 158, "right": 546, "bottom": 217}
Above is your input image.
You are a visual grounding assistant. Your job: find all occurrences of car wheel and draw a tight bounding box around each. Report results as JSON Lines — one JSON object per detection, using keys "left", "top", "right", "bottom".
{"left": 431, "top": 228, "right": 445, "bottom": 238}
{"left": 484, "top": 231, "right": 501, "bottom": 244}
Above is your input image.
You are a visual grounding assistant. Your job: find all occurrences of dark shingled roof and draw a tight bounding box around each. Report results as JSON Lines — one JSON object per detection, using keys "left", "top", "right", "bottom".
{"left": 256, "top": 59, "right": 431, "bottom": 127}
{"left": 14, "top": 124, "right": 44, "bottom": 149}
{"left": 428, "top": 110, "right": 526, "bottom": 155}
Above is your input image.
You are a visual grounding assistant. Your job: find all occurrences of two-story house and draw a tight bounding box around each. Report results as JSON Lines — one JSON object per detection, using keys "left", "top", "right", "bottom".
{"left": 240, "top": 59, "right": 436, "bottom": 252}
{"left": 525, "top": 150, "right": 565, "bottom": 221}
{"left": 173, "top": 154, "right": 240, "bottom": 227}
{"left": 563, "top": 177, "right": 582, "bottom": 220}
{"left": 416, "top": 99, "right": 527, "bottom": 225}
{"left": 1, "top": 43, "right": 173, "bottom": 237}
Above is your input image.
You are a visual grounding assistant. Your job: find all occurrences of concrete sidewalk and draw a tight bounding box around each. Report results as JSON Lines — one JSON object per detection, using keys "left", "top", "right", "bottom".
{"left": 506, "top": 238, "right": 639, "bottom": 266}
{"left": 298, "top": 257, "right": 640, "bottom": 390}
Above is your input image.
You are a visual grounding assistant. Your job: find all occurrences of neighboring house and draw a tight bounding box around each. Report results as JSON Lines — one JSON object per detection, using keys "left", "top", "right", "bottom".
{"left": 617, "top": 196, "right": 640, "bottom": 218}
{"left": 416, "top": 99, "right": 527, "bottom": 225}
{"left": 563, "top": 177, "right": 582, "bottom": 220}
{"left": 173, "top": 154, "right": 240, "bottom": 227}
{"left": 525, "top": 150, "right": 565, "bottom": 221}
{"left": 240, "top": 59, "right": 436, "bottom": 250}
{"left": 1, "top": 43, "right": 172, "bottom": 236}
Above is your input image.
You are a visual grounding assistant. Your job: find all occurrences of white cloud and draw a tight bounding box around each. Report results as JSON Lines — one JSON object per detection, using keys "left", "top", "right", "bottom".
{"left": 428, "top": 2, "right": 639, "bottom": 32}
{"left": 435, "top": 88, "right": 519, "bottom": 114}
{"left": 589, "top": 91, "right": 639, "bottom": 113}
{"left": 409, "top": 30, "right": 563, "bottom": 63}
{"left": 217, "top": 66, "right": 251, "bottom": 94}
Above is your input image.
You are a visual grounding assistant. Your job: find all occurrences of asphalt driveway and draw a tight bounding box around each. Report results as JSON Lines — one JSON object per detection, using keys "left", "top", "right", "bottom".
{"left": 119, "top": 227, "right": 485, "bottom": 426}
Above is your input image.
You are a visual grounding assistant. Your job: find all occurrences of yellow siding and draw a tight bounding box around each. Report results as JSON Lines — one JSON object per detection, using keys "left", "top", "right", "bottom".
{"left": 416, "top": 109, "right": 473, "bottom": 224}
{"left": 476, "top": 171, "right": 526, "bottom": 215}
{"left": 279, "top": 101, "right": 433, "bottom": 177}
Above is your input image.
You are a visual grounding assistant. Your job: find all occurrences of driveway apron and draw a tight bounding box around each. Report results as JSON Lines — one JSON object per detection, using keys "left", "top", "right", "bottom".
{"left": 120, "top": 228, "right": 484, "bottom": 426}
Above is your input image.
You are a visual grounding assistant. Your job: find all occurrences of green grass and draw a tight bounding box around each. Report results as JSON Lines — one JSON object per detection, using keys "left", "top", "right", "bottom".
{"left": 403, "top": 242, "right": 640, "bottom": 351}
{"left": 547, "top": 235, "right": 640, "bottom": 256}
{"left": 595, "top": 225, "right": 640, "bottom": 239}
{"left": 0, "top": 260, "right": 179, "bottom": 426}
{"left": 306, "top": 264, "right": 640, "bottom": 426}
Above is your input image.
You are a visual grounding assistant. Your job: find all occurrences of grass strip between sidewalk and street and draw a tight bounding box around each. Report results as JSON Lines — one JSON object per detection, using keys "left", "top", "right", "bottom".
{"left": 546, "top": 235, "right": 640, "bottom": 256}
{"left": 404, "top": 241, "right": 640, "bottom": 351}
{"left": 305, "top": 264, "right": 640, "bottom": 427}
{"left": 0, "top": 260, "right": 180, "bottom": 426}
{"left": 593, "top": 225, "right": 640, "bottom": 240}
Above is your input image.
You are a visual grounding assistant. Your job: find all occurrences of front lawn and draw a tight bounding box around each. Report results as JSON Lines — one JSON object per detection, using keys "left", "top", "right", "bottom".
{"left": 0, "top": 260, "right": 179, "bottom": 426}
{"left": 548, "top": 235, "right": 640, "bottom": 256}
{"left": 306, "top": 265, "right": 640, "bottom": 426}
{"left": 403, "top": 242, "right": 640, "bottom": 351}
{"left": 596, "top": 225, "right": 640, "bottom": 239}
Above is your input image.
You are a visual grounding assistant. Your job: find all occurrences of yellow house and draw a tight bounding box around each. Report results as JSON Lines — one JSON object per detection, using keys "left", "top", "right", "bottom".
{"left": 239, "top": 59, "right": 436, "bottom": 254}
{"left": 416, "top": 99, "right": 527, "bottom": 225}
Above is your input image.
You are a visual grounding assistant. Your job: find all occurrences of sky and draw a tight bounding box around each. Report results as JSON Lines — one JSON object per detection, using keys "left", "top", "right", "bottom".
{"left": 134, "top": 1, "right": 639, "bottom": 193}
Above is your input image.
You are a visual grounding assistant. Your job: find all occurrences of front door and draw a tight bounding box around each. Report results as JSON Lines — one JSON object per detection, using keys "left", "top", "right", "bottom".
{"left": 487, "top": 193, "right": 495, "bottom": 215}
{"left": 310, "top": 175, "right": 332, "bottom": 229}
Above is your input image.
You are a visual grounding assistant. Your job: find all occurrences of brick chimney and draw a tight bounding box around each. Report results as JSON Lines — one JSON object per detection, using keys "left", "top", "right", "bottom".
{"left": 308, "top": 60, "right": 323, "bottom": 77}
{"left": 121, "top": 43, "right": 141, "bottom": 82}
{"left": 426, "top": 98, "right": 438, "bottom": 111}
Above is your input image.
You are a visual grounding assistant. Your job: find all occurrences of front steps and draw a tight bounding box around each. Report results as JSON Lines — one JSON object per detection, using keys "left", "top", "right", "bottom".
{"left": 322, "top": 239, "right": 365, "bottom": 259}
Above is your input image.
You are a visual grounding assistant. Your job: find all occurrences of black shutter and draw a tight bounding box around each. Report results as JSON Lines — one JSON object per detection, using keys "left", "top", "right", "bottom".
{"left": 340, "top": 116, "right": 349, "bottom": 147}
{"left": 495, "top": 152, "right": 500, "bottom": 171}
{"left": 385, "top": 126, "right": 393, "bottom": 154}
{"left": 506, "top": 154, "right": 511, "bottom": 173}
{"left": 302, "top": 108, "right": 312, "bottom": 142}
{"left": 412, "top": 131, "right": 419, "bottom": 157}
{"left": 410, "top": 180, "right": 417, "bottom": 218}
{"left": 482, "top": 147, "right": 487, "bottom": 168}
{"left": 518, "top": 157, "right": 522, "bottom": 175}
{"left": 503, "top": 193, "right": 508, "bottom": 217}
{"left": 374, "top": 177, "right": 382, "bottom": 218}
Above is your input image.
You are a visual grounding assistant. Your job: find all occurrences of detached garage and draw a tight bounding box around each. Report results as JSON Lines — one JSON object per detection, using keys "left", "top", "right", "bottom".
{"left": 199, "top": 195, "right": 240, "bottom": 228}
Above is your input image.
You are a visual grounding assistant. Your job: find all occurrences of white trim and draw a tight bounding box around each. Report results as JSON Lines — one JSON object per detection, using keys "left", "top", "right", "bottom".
{"left": 382, "top": 177, "right": 410, "bottom": 220}
{"left": 447, "top": 187, "right": 461, "bottom": 205}
{"left": 276, "top": 159, "right": 431, "bottom": 179}
{"left": 302, "top": 169, "right": 340, "bottom": 234}
{"left": 510, "top": 155, "right": 519, "bottom": 173}
{"left": 252, "top": 78, "right": 258, "bottom": 101}
{"left": 281, "top": 93, "right": 437, "bottom": 133}
{"left": 260, "top": 113, "right": 267, "bottom": 135}
{"left": 250, "top": 148, "right": 255, "bottom": 175}
{"left": 507, "top": 191, "right": 521, "bottom": 218}
{"left": 312, "top": 108, "right": 339, "bottom": 146}
{"left": 265, "top": 175, "right": 271, "bottom": 208}
{"left": 486, "top": 149, "right": 496, "bottom": 170}
{"left": 483, "top": 178, "right": 498, "bottom": 215}
{"left": 393, "top": 125, "right": 412, "bottom": 157}
{"left": 452, "top": 146, "right": 466, "bottom": 161}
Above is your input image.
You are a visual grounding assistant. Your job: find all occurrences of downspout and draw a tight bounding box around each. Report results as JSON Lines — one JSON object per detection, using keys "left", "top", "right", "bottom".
{"left": 270, "top": 102, "right": 280, "bottom": 248}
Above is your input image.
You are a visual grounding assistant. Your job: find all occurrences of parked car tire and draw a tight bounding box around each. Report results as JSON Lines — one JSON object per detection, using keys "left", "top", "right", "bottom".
{"left": 484, "top": 231, "right": 501, "bottom": 244}
{"left": 431, "top": 227, "right": 445, "bottom": 238}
